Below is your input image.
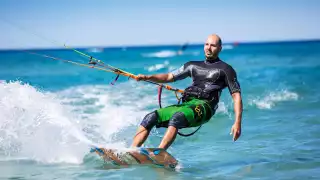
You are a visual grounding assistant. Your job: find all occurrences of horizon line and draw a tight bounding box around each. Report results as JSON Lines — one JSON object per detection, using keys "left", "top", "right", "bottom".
{"left": 1, "top": 38, "right": 319, "bottom": 52}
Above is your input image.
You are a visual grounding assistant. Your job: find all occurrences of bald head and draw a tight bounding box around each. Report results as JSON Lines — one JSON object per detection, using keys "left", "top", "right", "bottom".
{"left": 204, "top": 34, "right": 222, "bottom": 59}
{"left": 207, "top": 34, "right": 222, "bottom": 47}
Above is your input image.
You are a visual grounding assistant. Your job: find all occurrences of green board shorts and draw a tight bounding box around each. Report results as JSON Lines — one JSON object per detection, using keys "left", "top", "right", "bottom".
{"left": 156, "top": 98, "right": 214, "bottom": 128}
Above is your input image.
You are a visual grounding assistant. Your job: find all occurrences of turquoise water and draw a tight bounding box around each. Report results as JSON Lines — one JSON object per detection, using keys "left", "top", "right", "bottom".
{"left": 0, "top": 41, "right": 319, "bottom": 179}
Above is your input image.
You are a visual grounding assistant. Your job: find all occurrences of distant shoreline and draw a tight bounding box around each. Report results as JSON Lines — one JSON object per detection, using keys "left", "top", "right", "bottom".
{"left": 1, "top": 38, "right": 319, "bottom": 52}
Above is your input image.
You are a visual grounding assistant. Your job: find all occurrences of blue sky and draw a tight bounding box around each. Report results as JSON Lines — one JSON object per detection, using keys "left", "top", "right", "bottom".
{"left": 0, "top": 0, "right": 319, "bottom": 49}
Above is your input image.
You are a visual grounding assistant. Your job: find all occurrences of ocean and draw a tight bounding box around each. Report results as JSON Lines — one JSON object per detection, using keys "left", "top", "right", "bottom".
{"left": 0, "top": 40, "right": 319, "bottom": 179}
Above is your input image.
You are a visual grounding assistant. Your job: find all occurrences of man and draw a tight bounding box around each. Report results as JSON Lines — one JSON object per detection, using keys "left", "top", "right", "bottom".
{"left": 131, "top": 34, "right": 243, "bottom": 150}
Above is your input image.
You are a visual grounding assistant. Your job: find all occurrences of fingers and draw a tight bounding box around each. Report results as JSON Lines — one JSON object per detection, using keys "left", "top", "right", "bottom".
{"left": 231, "top": 128, "right": 237, "bottom": 141}
{"left": 230, "top": 127, "right": 238, "bottom": 141}
{"left": 136, "top": 74, "right": 146, "bottom": 81}
{"left": 230, "top": 124, "right": 241, "bottom": 142}
{"left": 233, "top": 132, "right": 237, "bottom": 141}
{"left": 233, "top": 130, "right": 241, "bottom": 141}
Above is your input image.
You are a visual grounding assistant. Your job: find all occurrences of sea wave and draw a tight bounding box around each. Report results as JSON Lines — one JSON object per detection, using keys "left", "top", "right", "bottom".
{"left": 142, "top": 50, "right": 177, "bottom": 58}
{"left": 144, "top": 60, "right": 171, "bottom": 72}
{"left": 248, "top": 89, "right": 299, "bottom": 109}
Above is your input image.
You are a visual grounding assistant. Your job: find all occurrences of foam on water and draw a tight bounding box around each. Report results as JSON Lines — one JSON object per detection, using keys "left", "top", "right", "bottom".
{"left": 145, "top": 60, "right": 171, "bottom": 72}
{"left": 222, "top": 44, "right": 234, "bottom": 50}
{"left": 248, "top": 89, "right": 299, "bottom": 109}
{"left": 142, "top": 50, "right": 177, "bottom": 58}
{"left": 142, "top": 50, "right": 201, "bottom": 58}
{"left": 86, "top": 47, "right": 104, "bottom": 53}
{"left": 0, "top": 81, "right": 90, "bottom": 164}
{"left": 0, "top": 81, "right": 159, "bottom": 164}
{"left": 57, "top": 82, "right": 152, "bottom": 144}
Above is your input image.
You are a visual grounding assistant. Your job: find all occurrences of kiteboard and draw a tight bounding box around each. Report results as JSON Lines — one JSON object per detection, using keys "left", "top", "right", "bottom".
{"left": 90, "top": 147, "right": 178, "bottom": 169}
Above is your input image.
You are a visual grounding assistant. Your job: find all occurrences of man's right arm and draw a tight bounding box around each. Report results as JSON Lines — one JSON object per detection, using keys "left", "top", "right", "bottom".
{"left": 136, "top": 62, "right": 192, "bottom": 83}
{"left": 136, "top": 73, "right": 174, "bottom": 83}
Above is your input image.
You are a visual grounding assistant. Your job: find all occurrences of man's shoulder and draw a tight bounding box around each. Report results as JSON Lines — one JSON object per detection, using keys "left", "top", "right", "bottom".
{"left": 183, "top": 60, "right": 204, "bottom": 68}
{"left": 218, "top": 58, "right": 231, "bottom": 66}
{"left": 218, "top": 59, "right": 236, "bottom": 71}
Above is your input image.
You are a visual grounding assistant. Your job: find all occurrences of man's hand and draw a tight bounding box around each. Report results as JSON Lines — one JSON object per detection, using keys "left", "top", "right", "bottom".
{"left": 230, "top": 122, "right": 241, "bottom": 141}
{"left": 136, "top": 74, "right": 148, "bottom": 81}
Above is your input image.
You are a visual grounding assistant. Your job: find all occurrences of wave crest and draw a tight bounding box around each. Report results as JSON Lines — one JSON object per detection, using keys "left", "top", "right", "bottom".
{"left": 249, "top": 89, "right": 298, "bottom": 109}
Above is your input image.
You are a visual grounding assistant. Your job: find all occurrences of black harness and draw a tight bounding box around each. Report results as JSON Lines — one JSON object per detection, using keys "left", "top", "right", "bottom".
{"left": 181, "top": 85, "right": 221, "bottom": 103}
{"left": 176, "top": 85, "right": 220, "bottom": 137}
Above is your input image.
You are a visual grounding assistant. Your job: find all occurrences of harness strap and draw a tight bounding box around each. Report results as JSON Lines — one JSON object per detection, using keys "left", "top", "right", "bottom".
{"left": 158, "top": 85, "right": 163, "bottom": 108}
{"left": 177, "top": 125, "right": 202, "bottom": 137}
{"left": 110, "top": 74, "right": 120, "bottom": 85}
{"left": 174, "top": 91, "right": 181, "bottom": 104}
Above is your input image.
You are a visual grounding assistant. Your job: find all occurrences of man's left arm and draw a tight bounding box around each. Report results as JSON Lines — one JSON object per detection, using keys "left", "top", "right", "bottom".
{"left": 230, "top": 92, "right": 243, "bottom": 141}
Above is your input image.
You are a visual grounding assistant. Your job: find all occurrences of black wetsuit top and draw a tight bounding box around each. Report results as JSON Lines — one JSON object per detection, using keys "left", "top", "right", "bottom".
{"left": 171, "top": 58, "right": 241, "bottom": 106}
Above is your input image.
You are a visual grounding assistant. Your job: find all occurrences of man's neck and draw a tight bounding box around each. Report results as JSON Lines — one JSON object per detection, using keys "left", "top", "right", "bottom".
{"left": 205, "top": 56, "right": 220, "bottom": 63}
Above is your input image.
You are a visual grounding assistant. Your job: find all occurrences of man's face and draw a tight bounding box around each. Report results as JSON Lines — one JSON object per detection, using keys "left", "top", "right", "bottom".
{"left": 204, "top": 37, "right": 221, "bottom": 58}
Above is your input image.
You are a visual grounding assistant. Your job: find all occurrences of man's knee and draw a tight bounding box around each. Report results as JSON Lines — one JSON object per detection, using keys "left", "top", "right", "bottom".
{"left": 168, "top": 112, "right": 189, "bottom": 129}
{"left": 140, "top": 111, "right": 158, "bottom": 130}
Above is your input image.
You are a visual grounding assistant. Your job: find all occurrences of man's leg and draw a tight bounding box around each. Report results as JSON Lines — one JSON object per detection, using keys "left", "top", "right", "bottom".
{"left": 131, "top": 125, "right": 150, "bottom": 147}
{"left": 131, "top": 111, "right": 158, "bottom": 148}
{"left": 158, "top": 126, "right": 178, "bottom": 150}
{"left": 158, "top": 112, "right": 188, "bottom": 150}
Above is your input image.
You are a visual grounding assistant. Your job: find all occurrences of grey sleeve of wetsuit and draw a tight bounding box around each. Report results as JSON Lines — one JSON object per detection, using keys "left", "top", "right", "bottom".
{"left": 171, "top": 62, "right": 192, "bottom": 81}
{"left": 223, "top": 66, "right": 241, "bottom": 94}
